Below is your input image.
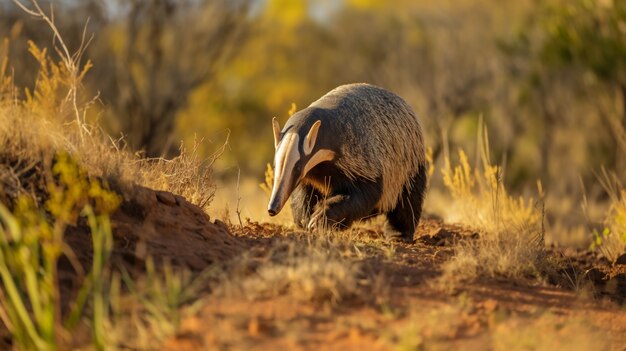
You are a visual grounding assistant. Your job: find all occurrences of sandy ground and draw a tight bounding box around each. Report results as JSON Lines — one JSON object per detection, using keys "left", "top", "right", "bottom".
{"left": 3, "top": 184, "right": 624, "bottom": 350}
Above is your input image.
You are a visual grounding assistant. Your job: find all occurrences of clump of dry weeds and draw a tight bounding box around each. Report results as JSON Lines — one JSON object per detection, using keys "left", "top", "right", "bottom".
{"left": 438, "top": 125, "right": 547, "bottom": 286}
{"left": 215, "top": 239, "right": 360, "bottom": 304}
{"left": 591, "top": 170, "right": 626, "bottom": 263}
{"left": 0, "top": 36, "right": 217, "bottom": 212}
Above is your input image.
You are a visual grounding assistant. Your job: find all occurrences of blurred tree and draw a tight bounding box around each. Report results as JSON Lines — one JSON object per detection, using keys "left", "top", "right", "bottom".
{"left": 181, "top": 1, "right": 504, "bottom": 176}
{"left": 492, "top": 0, "right": 625, "bottom": 227}
{"left": 0, "top": 0, "right": 107, "bottom": 91}
{"left": 332, "top": 2, "right": 498, "bottom": 166}
{"left": 540, "top": 0, "right": 626, "bottom": 173}
{"left": 5, "top": 0, "right": 623, "bottom": 207}
{"left": 499, "top": 2, "right": 585, "bottom": 187}
{"left": 94, "top": 0, "right": 249, "bottom": 157}
{"left": 177, "top": 0, "right": 332, "bottom": 174}
{"left": 1, "top": 0, "right": 250, "bottom": 158}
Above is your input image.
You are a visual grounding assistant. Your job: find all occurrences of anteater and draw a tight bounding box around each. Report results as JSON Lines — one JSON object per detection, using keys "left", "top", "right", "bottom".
{"left": 268, "top": 83, "right": 427, "bottom": 241}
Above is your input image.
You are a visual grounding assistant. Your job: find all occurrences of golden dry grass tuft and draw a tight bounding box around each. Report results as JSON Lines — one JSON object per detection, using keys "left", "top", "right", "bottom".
{"left": 438, "top": 125, "right": 547, "bottom": 285}
{"left": 213, "top": 233, "right": 383, "bottom": 306}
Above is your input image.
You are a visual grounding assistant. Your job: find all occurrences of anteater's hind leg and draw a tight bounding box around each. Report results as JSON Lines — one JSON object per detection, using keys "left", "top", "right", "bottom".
{"left": 385, "top": 164, "right": 428, "bottom": 242}
{"left": 290, "top": 184, "right": 323, "bottom": 228}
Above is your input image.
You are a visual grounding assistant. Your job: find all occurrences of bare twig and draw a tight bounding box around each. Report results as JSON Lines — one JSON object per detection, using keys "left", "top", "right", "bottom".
{"left": 12, "top": 0, "right": 94, "bottom": 137}
{"left": 537, "top": 180, "right": 546, "bottom": 247}
{"left": 235, "top": 167, "right": 243, "bottom": 227}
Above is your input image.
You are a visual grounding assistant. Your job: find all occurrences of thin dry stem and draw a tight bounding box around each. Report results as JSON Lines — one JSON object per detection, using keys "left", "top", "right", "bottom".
{"left": 12, "top": 0, "right": 94, "bottom": 137}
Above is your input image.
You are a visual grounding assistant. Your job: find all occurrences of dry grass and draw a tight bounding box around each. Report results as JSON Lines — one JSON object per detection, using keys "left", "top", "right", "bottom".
{"left": 440, "top": 235, "right": 546, "bottom": 285}
{"left": 214, "top": 234, "right": 382, "bottom": 305}
{"left": 592, "top": 170, "right": 626, "bottom": 262}
{"left": 214, "top": 209, "right": 397, "bottom": 306}
{"left": 438, "top": 125, "right": 547, "bottom": 285}
{"left": 0, "top": 38, "right": 217, "bottom": 212}
{"left": 102, "top": 259, "right": 212, "bottom": 350}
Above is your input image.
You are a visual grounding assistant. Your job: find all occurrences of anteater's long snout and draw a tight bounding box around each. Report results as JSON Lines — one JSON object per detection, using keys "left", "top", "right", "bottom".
{"left": 267, "top": 200, "right": 280, "bottom": 216}
{"left": 268, "top": 182, "right": 290, "bottom": 216}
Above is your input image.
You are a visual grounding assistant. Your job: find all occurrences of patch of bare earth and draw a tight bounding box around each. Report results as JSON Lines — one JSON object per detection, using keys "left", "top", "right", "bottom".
{"left": 162, "top": 219, "right": 626, "bottom": 351}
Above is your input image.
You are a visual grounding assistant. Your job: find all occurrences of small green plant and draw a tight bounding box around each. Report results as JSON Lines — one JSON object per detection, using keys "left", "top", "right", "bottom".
{"left": 0, "top": 202, "right": 58, "bottom": 351}
{"left": 0, "top": 154, "right": 120, "bottom": 350}
{"left": 107, "top": 258, "right": 215, "bottom": 350}
{"left": 591, "top": 172, "right": 626, "bottom": 262}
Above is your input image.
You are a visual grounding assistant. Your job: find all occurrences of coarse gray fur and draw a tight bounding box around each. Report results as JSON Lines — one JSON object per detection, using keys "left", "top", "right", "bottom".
{"left": 306, "top": 83, "right": 425, "bottom": 212}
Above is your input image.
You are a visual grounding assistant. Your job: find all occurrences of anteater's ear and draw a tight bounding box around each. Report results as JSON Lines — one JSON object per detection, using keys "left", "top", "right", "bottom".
{"left": 304, "top": 120, "right": 321, "bottom": 155}
{"left": 272, "top": 117, "right": 281, "bottom": 149}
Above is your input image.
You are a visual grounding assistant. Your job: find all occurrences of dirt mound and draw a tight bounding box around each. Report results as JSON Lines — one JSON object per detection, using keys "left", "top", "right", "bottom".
{"left": 86, "top": 185, "right": 243, "bottom": 269}
{"left": 59, "top": 185, "right": 245, "bottom": 297}
{"left": 112, "top": 186, "right": 244, "bottom": 268}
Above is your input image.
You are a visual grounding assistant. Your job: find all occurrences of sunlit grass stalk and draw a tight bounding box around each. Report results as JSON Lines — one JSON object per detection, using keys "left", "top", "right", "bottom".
{"left": 592, "top": 169, "right": 626, "bottom": 262}
{"left": 0, "top": 203, "right": 60, "bottom": 350}
{"left": 116, "top": 258, "right": 215, "bottom": 347}
{"left": 439, "top": 122, "right": 544, "bottom": 284}
{"left": 63, "top": 206, "right": 113, "bottom": 350}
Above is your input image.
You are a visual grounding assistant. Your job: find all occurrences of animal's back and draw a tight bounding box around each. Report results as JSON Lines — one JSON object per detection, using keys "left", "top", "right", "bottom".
{"left": 309, "top": 83, "right": 425, "bottom": 212}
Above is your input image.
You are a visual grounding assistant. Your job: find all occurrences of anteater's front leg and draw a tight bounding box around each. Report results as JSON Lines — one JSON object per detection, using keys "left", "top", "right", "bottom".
{"left": 307, "top": 185, "right": 380, "bottom": 231}
{"left": 291, "top": 184, "right": 322, "bottom": 228}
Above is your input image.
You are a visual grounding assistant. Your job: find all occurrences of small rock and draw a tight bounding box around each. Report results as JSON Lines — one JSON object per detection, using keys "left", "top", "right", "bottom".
{"left": 419, "top": 228, "right": 455, "bottom": 246}
{"left": 214, "top": 219, "right": 229, "bottom": 231}
{"left": 584, "top": 268, "right": 605, "bottom": 283}
{"left": 175, "top": 195, "right": 187, "bottom": 205}
{"left": 156, "top": 191, "right": 177, "bottom": 206}
{"left": 132, "top": 186, "right": 158, "bottom": 208}
{"left": 614, "top": 253, "right": 626, "bottom": 266}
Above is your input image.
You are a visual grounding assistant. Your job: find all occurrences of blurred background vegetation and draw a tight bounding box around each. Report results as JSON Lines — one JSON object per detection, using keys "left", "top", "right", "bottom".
{"left": 1, "top": 0, "right": 625, "bottom": 243}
